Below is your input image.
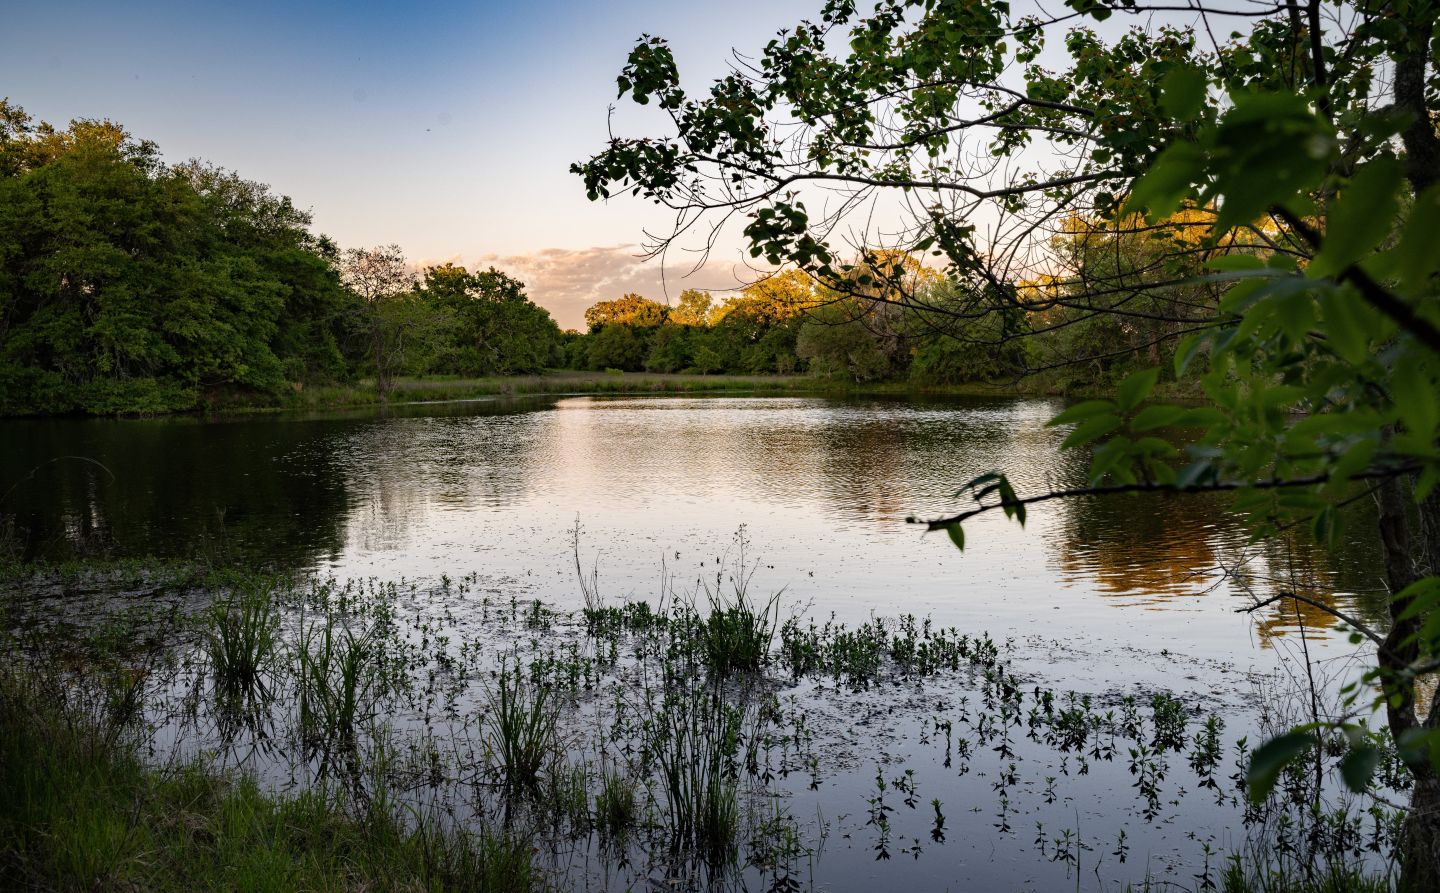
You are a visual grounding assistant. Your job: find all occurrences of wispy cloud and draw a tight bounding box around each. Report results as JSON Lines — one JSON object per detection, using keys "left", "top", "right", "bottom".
{"left": 469, "top": 245, "right": 756, "bottom": 329}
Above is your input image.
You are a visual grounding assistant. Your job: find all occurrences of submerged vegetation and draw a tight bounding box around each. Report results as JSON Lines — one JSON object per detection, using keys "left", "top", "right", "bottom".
{"left": 0, "top": 531, "right": 1408, "bottom": 890}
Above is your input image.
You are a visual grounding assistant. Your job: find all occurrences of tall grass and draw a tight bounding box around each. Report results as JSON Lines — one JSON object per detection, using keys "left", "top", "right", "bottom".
{"left": 204, "top": 577, "right": 278, "bottom": 703}
{"left": 0, "top": 653, "right": 544, "bottom": 892}
{"left": 480, "top": 661, "right": 560, "bottom": 792}
{"left": 648, "top": 681, "right": 742, "bottom": 858}
{"left": 295, "top": 611, "right": 377, "bottom": 749}
{"left": 696, "top": 534, "right": 780, "bottom": 677}
{"left": 594, "top": 763, "right": 637, "bottom": 837}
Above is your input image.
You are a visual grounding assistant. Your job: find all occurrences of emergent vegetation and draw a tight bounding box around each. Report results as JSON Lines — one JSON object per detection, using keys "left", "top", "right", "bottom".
{"left": 573, "top": 0, "right": 1440, "bottom": 886}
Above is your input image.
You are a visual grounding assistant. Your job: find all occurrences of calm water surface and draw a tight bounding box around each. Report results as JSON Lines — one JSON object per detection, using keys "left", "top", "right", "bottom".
{"left": 2, "top": 394, "right": 1393, "bottom": 890}
{"left": 4, "top": 394, "right": 1381, "bottom": 668}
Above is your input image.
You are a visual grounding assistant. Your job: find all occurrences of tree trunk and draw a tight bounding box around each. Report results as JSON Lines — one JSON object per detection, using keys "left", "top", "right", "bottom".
{"left": 1402, "top": 774, "right": 1440, "bottom": 892}
{"left": 371, "top": 320, "right": 389, "bottom": 403}
{"left": 1378, "top": 470, "right": 1440, "bottom": 889}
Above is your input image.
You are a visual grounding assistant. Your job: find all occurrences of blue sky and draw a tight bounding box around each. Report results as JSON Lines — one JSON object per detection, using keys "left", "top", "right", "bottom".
{"left": 3, "top": 0, "right": 817, "bottom": 325}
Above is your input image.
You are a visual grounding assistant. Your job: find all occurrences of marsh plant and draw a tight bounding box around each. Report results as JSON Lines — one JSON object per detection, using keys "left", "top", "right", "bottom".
{"left": 691, "top": 529, "right": 781, "bottom": 677}
{"left": 646, "top": 679, "right": 744, "bottom": 857}
{"left": 480, "top": 658, "right": 561, "bottom": 792}
{"left": 594, "top": 763, "right": 638, "bottom": 837}
{"left": 203, "top": 577, "right": 278, "bottom": 704}
{"left": 0, "top": 552, "right": 1409, "bottom": 892}
{"left": 295, "top": 610, "right": 378, "bottom": 750}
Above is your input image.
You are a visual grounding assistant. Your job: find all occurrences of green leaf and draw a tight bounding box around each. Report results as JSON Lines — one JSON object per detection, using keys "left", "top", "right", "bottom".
{"left": 1395, "top": 578, "right": 1440, "bottom": 622}
{"left": 1061, "top": 414, "right": 1122, "bottom": 450}
{"left": 1121, "top": 142, "right": 1205, "bottom": 221}
{"left": 1318, "top": 291, "right": 1374, "bottom": 364}
{"left": 1161, "top": 65, "right": 1207, "bottom": 120}
{"left": 945, "top": 523, "right": 965, "bottom": 551}
{"left": 1116, "top": 368, "right": 1160, "bottom": 411}
{"left": 1309, "top": 157, "right": 1404, "bottom": 279}
{"left": 1131, "top": 404, "right": 1187, "bottom": 431}
{"left": 1246, "top": 731, "right": 1317, "bottom": 803}
{"left": 1337, "top": 745, "right": 1380, "bottom": 793}
{"left": 1174, "top": 333, "right": 1208, "bottom": 376}
{"left": 1391, "top": 352, "right": 1438, "bottom": 441}
{"left": 1047, "top": 400, "right": 1117, "bottom": 427}
{"left": 1383, "top": 185, "right": 1440, "bottom": 294}
{"left": 1204, "top": 254, "right": 1265, "bottom": 271}
{"left": 956, "top": 472, "right": 1004, "bottom": 493}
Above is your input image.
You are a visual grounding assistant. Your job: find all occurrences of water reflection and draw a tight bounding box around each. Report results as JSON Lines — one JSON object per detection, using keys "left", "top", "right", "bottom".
{"left": 0, "top": 395, "right": 1383, "bottom": 649}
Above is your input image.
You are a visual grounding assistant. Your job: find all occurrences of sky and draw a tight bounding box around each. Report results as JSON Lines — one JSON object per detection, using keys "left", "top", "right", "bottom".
{"left": 2, "top": 0, "right": 821, "bottom": 328}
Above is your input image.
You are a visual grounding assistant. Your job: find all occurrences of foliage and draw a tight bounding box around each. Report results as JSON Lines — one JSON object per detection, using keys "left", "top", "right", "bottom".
{"left": 0, "top": 101, "right": 565, "bottom": 416}
{"left": 583, "top": 292, "right": 670, "bottom": 331}
{"left": 0, "top": 102, "right": 354, "bottom": 414}
{"left": 0, "top": 653, "right": 544, "bottom": 892}
{"left": 418, "top": 263, "right": 562, "bottom": 376}
{"left": 574, "top": 0, "right": 1440, "bottom": 883}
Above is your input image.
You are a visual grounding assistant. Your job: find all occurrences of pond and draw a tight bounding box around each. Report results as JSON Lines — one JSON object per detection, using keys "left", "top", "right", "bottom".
{"left": 0, "top": 394, "right": 1398, "bottom": 890}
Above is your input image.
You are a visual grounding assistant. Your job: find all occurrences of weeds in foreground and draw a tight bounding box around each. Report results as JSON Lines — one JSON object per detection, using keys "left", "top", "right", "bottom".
{"left": 481, "top": 660, "right": 561, "bottom": 792}
{"left": 0, "top": 653, "right": 544, "bottom": 892}
{"left": 204, "top": 577, "right": 278, "bottom": 704}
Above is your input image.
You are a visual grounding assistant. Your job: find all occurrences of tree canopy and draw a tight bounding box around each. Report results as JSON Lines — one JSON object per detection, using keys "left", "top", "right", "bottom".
{"left": 0, "top": 100, "right": 562, "bottom": 415}
{"left": 575, "top": 0, "right": 1440, "bottom": 882}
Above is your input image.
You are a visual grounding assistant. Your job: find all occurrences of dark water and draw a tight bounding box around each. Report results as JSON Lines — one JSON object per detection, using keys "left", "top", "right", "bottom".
{"left": 2, "top": 394, "right": 1396, "bottom": 890}
{"left": 2, "top": 394, "right": 1384, "bottom": 663}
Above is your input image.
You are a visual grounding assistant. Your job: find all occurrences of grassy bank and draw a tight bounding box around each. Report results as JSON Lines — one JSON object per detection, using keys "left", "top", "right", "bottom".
{"left": 0, "top": 650, "right": 543, "bottom": 892}
{"left": 206, "top": 368, "right": 1205, "bottom": 416}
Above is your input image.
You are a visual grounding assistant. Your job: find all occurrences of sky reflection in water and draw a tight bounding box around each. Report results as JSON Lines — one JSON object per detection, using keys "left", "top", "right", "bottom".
{"left": 3, "top": 395, "right": 1384, "bottom": 678}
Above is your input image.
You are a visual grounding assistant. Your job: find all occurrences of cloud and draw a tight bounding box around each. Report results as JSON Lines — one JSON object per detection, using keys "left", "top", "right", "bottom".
{"left": 470, "top": 245, "right": 756, "bottom": 330}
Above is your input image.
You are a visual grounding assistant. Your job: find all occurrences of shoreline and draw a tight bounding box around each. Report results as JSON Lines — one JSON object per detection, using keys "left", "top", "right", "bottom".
{"left": 2, "top": 370, "right": 1206, "bottom": 420}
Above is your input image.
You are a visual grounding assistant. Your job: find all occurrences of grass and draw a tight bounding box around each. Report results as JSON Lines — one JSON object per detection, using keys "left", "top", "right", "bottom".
{"left": 648, "top": 681, "right": 743, "bottom": 858}
{"left": 0, "top": 653, "right": 544, "bottom": 893}
{"left": 0, "top": 557, "right": 1404, "bottom": 891}
{"left": 480, "top": 661, "right": 561, "bottom": 792}
{"left": 202, "top": 367, "right": 1211, "bottom": 417}
{"left": 594, "top": 764, "right": 637, "bottom": 837}
{"left": 204, "top": 576, "right": 278, "bottom": 703}
{"left": 295, "top": 611, "right": 378, "bottom": 750}
{"left": 699, "top": 573, "right": 779, "bottom": 677}
{"left": 271, "top": 370, "right": 824, "bottom": 412}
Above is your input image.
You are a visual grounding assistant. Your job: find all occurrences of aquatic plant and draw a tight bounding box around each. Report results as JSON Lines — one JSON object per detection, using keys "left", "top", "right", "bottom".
{"left": 204, "top": 578, "right": 278, "bottom": 703}
{"left": 647, "top": 680, "right": 742, "bottom": 857}
{"left": 295, "top": 610, "right": 378, "bottom": 749}
{"left": 594, "top": 763, "right": 637, "bottom": 837}
{"left": 480, "top": 659, "right": 560, "bottom": 792}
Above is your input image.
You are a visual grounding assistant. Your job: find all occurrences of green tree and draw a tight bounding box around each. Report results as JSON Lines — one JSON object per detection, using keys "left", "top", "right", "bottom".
{"left": 795, "top": 300, "right": 893, "bottom": 381}
{"left": 338, "top": 245, "right": 421, "bottom": 401}
{"left": 670, "top": 288, "right": 715, "bottom": 327}
{"left": 576, "top": 1, "right": 1440, "bottom": 882}
{"left": 417, "top": 264, "right": 561, "bottom": 375}
{"left": 0, "top": 102, "right": 351, "bottom": 414}
{"left": 585, "top": 323, "right": 649, "bottom": 371}
{"left": 644, "top": 323, "right": 694, "bottom": 372}
{"left": 583, "top": 293, "right": 669, "bottom": 331}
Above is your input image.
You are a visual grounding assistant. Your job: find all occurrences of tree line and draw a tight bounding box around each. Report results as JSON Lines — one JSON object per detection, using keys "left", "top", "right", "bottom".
{"left": 0, "top": 96, "right": 1215, "bottom": 418}
{"left": 0, "top": 100, "right": 563, "bottom": 415}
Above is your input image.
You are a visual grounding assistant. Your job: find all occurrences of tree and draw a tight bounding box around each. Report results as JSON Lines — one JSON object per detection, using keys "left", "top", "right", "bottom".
{"left": 417, "top": 264, "right": 561, "bottom": 375}
{"left": 0, "top": 101, "right": 352, "bottom": 414}
{"left": 585, "top": 322, "right": 649, "bottom": 371}
{"left": 583, "top": 293, "right": 669, "bottom": 331}
{"left": 575, "top": 0, "right": 1440, "bottom": 883}
{"left": 338, "top": 245, "right": 417, "bottom": 401}
{"left": 670, "top": 288, "right": 715, "bottom": 326}
{"left": 795, "top": 299, "right": 893, "bottom": 381}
